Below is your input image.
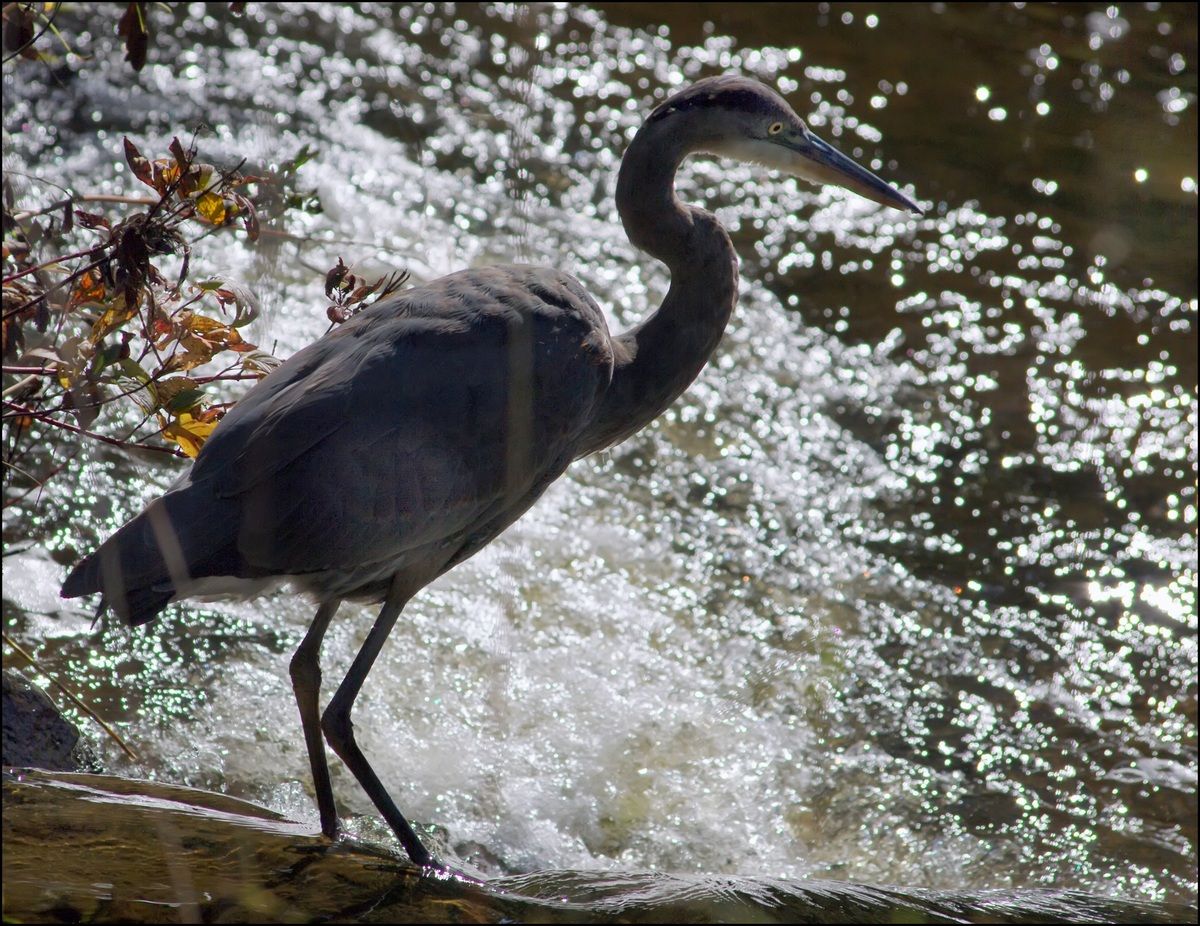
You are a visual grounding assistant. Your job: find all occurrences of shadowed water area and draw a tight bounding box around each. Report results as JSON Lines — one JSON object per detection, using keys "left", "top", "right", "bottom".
{"left": 3, "top": 2, "right": 1196, "bottom": 918}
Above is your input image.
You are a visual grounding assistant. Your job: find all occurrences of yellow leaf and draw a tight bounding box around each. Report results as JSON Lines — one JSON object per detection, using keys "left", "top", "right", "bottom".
{"left": 183, "top": 314, "right": 254, "bottom": 352}
{"left": 161, "top": 411, "right": 220, "bottom": 458}
{"left": 226, "top": 328, "right": 255, "bottom": 351}
{"left": 184, "top": 314, "right": 225, "bottom": 333}
{"left": 196, "top": 191, "right": 226, "bottom": 225}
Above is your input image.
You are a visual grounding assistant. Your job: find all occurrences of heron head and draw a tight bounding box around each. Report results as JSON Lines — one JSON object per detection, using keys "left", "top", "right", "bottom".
{"left": 650, "top": 75, "right": 922, "bottom": 215}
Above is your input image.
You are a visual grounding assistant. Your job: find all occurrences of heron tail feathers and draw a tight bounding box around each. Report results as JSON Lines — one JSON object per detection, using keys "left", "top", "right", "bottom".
{"left": 60, "top": 490, "right": 231, "bottom": 627}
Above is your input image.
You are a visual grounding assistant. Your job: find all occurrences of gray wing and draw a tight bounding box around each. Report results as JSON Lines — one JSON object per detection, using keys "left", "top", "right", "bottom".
{"left": 193, "top": 266, "right": 614, "bottom": 574}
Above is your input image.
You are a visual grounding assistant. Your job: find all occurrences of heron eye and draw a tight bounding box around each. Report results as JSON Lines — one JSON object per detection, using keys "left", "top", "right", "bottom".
{"left": 768, "top": 122, "right": 784, "bottom": 135}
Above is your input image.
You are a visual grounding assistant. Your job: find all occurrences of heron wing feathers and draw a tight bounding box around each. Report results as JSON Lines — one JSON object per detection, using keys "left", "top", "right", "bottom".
{"left": 192, "top": 268, "right": 614, "bottom": 574}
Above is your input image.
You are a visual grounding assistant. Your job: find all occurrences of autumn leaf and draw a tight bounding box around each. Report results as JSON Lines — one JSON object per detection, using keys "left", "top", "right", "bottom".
{"left": 90, "top": 337, "right": 132, "bottom": 376}
{"left": 165, "top": 387, "right": 205, "bottom": 413}
{"left": 196, "top": 191, "right": 227, "bottom": 225}
{"left": 88, "top": 298, "right": 136, "bottom": 344}
{"left": 239, "top": 350, "right": 281, "bottom": 376}
{"left": 240, "top": 200, "right": 260, "bottom": 241}
{"left": 180, "top": 162, "right": 215, "bottom": 197}
{"left": 162, "top": 334, "right": 216, "bottom": 372}
{"left": 208, "top": 281, "right": 259, "bottom": 327}
{"left": 123, "top": 138, "right": 155, "bottom": 189}
{"left": 168, "top": 137, "right": 190, "bottom": 175}
{"left": 55, "top": 337, "right": 90, "bottom": 390}
{"left": 180, "top": 312, "right": 257, "bottom": 352}
{"left": 183, "top": 313, "right": 227, "bottom": 334}
{"left": 2, "top": 316, "right": 25, "bottom": 358}
{"left": 3, "top": 3, "right": 34, "bottom": 55}
{"left": 225, "top": 327, "right": 255, "bottom": 351}
{"left": 70, "top": 269, "right": 107, "bottom": 308}
{"left": 74, "top": 210, "right": 111, "bottom": 231}
{"left": 325, "top": 257, "right": 350, "bottom": 299}
{"left": 159, "top": 160, "right": 181, "bottom": 187}
{"left": 160, "top": 411, "right": 220, "bottom": 458}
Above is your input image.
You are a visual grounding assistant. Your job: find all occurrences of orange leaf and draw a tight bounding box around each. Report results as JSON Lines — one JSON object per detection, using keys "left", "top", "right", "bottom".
{"left": 182, "top": 313, "right": 224, "bottom": 334}
{"left": 70, "top": 269, "right": 107, "bottom": 307}
{"left": 184, "top": 315, "right": 255, "bottom": 352}
{"left": 225, "top": 327, "right": 255, "bottom": 352}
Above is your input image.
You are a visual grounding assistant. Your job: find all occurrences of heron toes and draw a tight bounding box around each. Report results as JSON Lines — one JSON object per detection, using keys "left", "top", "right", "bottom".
{"left": 320, "top": 816, "right": 340, "bottom": 841}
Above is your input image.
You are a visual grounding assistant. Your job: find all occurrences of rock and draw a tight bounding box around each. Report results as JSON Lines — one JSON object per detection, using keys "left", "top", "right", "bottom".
{"left": 2, "top": 670, "right": 100, "bottom": 772}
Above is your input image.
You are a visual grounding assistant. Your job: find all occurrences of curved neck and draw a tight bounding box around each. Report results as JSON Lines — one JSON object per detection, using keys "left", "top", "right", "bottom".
{"left": 575, "top": 121, "right": 739, "bottom": 456}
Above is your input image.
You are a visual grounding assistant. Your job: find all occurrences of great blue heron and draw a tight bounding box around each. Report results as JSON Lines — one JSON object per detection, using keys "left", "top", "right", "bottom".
{"left": 62, "top": 75, "right": 921, "bottom": 869}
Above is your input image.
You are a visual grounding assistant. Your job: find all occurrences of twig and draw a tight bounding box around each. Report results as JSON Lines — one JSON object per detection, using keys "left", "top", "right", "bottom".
{"left": 1, "top": 244, "right": 98, "bottom": 284}
{"left": 2, "top": 374, "right": 41, "bottom": 398}
{"left": 10, "top": 192, "right": 158, "bottom": 223}
{"left": 3, "top": 400, "right": 183, "bottom": 457}
{"left": 0, "top": 454, "right": 73, "bottom": 511}
{"left": 2, "top": 632, "right": 141, "bottom": 763}
{"left": 257, "top": 226, "right": 415, "bottom": 258}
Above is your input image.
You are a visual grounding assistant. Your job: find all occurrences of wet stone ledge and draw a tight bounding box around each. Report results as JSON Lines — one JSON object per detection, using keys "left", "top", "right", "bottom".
{"left": 3, "top": 768, "right": 1194, "bottom": 924}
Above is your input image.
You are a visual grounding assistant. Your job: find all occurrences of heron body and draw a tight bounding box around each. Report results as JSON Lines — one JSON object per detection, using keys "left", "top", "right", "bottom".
{"left": 62, "top": 75, "right": 920, "bottom": 869}
{"left": 66, "top": 267, "right": 615, "bottom": 621}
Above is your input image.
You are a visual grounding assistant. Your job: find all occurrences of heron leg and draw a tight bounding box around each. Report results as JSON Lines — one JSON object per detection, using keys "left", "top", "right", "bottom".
{"left": 321, "top": 586, "right": 437, "bottom": 868}
{"left": 290, "top": 599, "right": 341, "bottom": 839}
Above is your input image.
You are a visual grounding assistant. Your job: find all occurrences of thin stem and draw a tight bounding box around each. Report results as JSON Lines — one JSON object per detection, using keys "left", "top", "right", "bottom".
{"left": 9, "top": 192, "right": 157, "bottom": 223}
{"left": 3, "top": 400, "right": 182, "bottom": 457}
{"left": 2, "top": 632, "right": 141, "bottom": 763}
{"left": 2, "top": 245, "right": 98, "bottom": 284}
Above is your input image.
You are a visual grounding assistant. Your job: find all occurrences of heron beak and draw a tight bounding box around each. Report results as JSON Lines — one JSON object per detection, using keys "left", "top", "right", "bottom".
{"left": 783, "top": 129, "right": 923, "bottom": 215}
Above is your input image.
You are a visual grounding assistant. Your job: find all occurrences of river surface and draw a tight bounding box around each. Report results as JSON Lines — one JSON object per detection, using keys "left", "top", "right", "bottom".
{"left": 3, "top": 1, "right": 1196, "bottom": 910}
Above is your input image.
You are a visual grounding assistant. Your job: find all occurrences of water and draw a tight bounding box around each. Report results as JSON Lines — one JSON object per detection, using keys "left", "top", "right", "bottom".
{"left": 3, "top": 1, "right": 1195, "bottom": 908}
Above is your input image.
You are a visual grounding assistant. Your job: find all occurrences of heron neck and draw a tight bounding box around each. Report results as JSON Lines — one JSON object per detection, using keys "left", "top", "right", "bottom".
{"left": 575, "top": 124, "right": 739, "bottom": 456}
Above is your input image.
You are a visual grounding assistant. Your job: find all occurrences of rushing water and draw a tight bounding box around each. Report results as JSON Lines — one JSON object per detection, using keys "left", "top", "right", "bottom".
{"left": 3, "top": 1, "right": 1196, "bottom": 909}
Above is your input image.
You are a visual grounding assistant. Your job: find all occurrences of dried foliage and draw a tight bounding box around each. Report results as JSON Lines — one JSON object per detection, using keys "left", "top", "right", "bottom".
{"left": 3, "top": 2, "right": 163, "bottom": 71}
{"left": 324, "top": 258, "right": 408, "bottom": 326}
{"left": 2, "top": 135, "right": 405, "bottom": 501}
